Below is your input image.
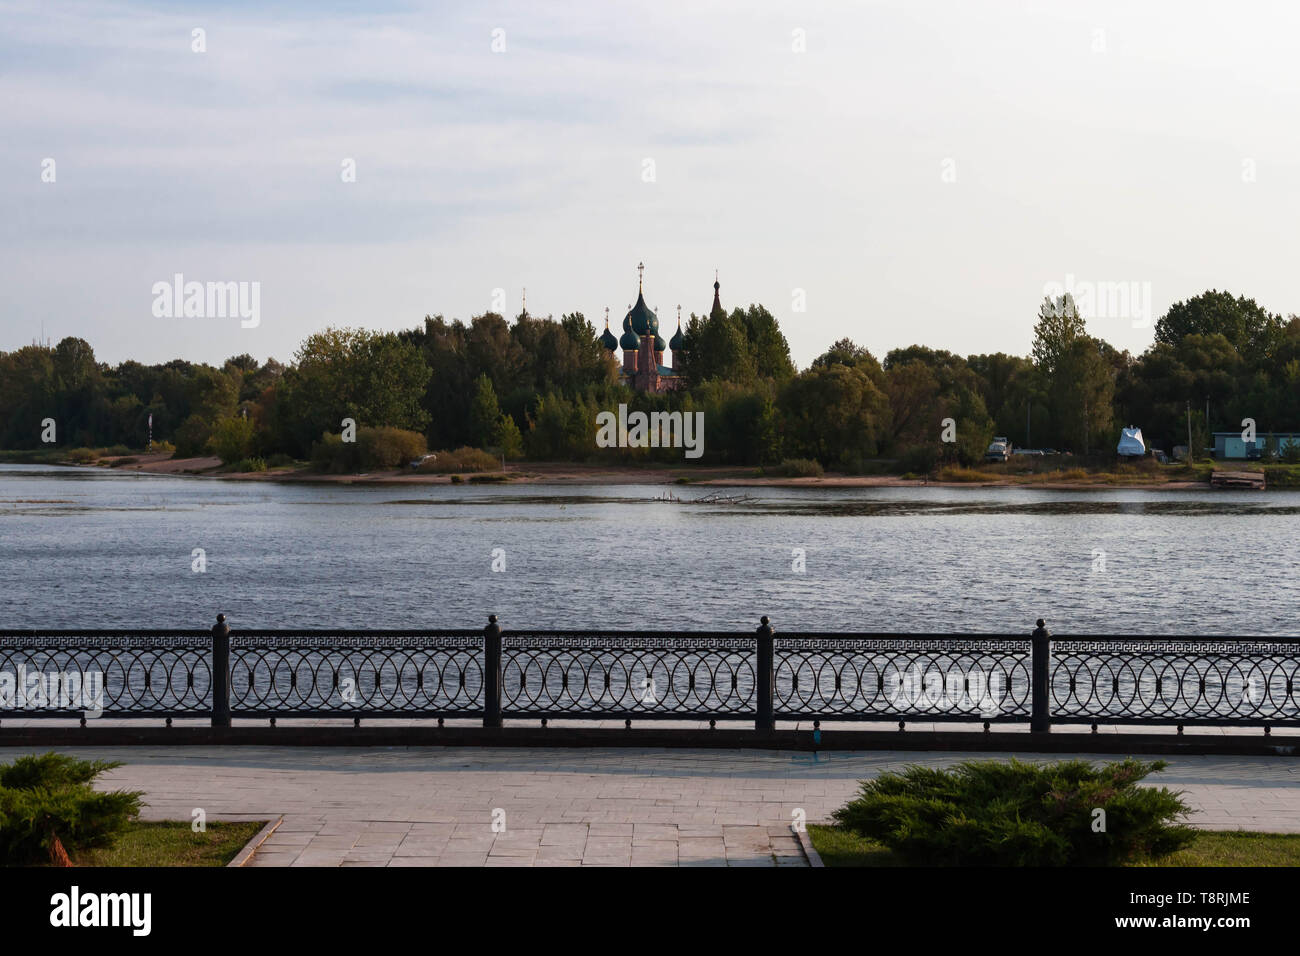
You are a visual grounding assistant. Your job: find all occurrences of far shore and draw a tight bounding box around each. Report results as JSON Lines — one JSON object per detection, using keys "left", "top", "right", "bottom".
{"left": 2, "top": 452, "right": 1223, "bottom": 491}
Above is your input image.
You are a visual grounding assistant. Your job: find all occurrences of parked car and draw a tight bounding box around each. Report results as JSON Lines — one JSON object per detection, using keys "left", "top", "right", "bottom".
{"left": 410, "top": 454, "right": 437, "bottom": 470}
{"left": 984, "top": 439, "right": 1010, "bottom": 463}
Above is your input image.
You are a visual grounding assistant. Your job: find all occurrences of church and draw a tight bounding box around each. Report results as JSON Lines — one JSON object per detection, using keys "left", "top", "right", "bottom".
{"left": 597, "top": 263, "right": 725, "bottom": 393}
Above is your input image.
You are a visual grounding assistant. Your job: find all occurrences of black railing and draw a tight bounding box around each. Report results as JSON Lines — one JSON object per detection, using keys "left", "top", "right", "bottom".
{"left": 1, "top": 617, "right": 1298, "bottom": 733}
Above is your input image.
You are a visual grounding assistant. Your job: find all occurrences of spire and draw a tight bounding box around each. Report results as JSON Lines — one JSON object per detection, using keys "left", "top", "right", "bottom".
{"left": 637, "top": 261, "right": 644, "bottom": 292}
{"left": 710, "top": 271, "right": 724, "bottom": 320}
{"left": 604, "top": 306, "right": 610, "bottom": 328}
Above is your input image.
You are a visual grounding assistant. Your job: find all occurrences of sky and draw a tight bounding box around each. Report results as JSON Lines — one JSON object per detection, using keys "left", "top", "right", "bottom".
{"left": 3, "top": 0, "right": 1300, "bottom": 370}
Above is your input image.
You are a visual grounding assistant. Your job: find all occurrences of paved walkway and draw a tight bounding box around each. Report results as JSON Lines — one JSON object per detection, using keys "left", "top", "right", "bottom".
{"left": 2, "top": 747, "right": 1297, "bottom": 866}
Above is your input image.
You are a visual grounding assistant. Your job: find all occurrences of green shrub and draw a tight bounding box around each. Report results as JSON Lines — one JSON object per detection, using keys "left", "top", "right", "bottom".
{"left": 265, "top": 453, "right": 296, "bottom": 469}
{"left": 418, "top": 447, "right": 500, "bottom": 473}
{"left": 208, "top": 415, "right": 256, "bottom": 464}
{"left": 831, "top": 758, "right": 1194, "bottom": 866}
{"left": 768, "top": 458, "right": 824, "bottom": 478}
{"left": 104, "top": 445, "right": 130, "bottom": 457}
{"left": 0, "top": 753, "right": 143, "bottom": 864}
{"left": 311, "top": 426, "right": 427, "bottom": 473}
{"left": 150, "top": 440, "right": 176, "bottom": 457}
{"left": 358, "top": 426, "right": 427, "bottom": 469}
{"left": 0, "top": 752, "right": 113, "bottom": 790}
{"left": 66, "top": 448, "right": 97, "bottom": 464}
{"left": 233, "top": 457, "right": 267, "bottom": 472}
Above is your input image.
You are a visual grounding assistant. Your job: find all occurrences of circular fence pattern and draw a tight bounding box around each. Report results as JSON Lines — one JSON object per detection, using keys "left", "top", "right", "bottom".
{"left": 501, "top": 637, "right": 755, "bottom": 715}
{"left": 231, "top": 636, "right": 483, "bottom": 715}
{"left": 0, "top": 636, "right": 211, "bottom": 715}
{"left": 775, "top": 643, "right": 1032, "bottom": 719}
{"left": 1052, "top": 642, "right": 1300, "bottom": 722}
{"left": 3, "top": 631, "right": 1297, "bottom": 726}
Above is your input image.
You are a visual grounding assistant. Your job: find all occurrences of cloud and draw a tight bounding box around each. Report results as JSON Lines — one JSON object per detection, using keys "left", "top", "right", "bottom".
{"left": 2, "top": 0, "right": 1299, "bottom": 367}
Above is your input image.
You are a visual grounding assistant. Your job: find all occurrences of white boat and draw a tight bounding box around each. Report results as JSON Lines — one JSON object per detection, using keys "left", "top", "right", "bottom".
{"left": 1117, "top": 427, "right": 1145, "bottom": 457}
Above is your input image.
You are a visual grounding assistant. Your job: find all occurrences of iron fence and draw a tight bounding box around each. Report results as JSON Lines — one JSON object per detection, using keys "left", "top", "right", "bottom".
{"left": 1, "top": 617, "right": 1297, "bottom": 732}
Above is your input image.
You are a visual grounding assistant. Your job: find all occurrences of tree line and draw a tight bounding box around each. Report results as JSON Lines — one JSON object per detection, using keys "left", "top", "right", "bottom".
{"left": 2, "top": 289, "right": 1297, "bottom": 470}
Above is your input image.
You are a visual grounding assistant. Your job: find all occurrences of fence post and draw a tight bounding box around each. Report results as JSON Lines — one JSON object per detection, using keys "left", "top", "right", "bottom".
{"left": 211, "top": 613, "right": 231, "bottom": 728}
{"left": 755, "top": 616, "right": 775, "bottom": 732}
{"left": 1030, "top": 618, "right": 1051, "bottom": 734}
{"left": 483, "top": 614, "right": 502, "bottom": 728}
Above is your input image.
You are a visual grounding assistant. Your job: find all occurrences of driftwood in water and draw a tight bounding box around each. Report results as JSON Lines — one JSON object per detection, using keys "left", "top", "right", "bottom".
{"left": 1211, "top": 471, "right": 1265, "bottom": 489}
{"left": 655, "top": 490, "right": 754, "bottom": 505}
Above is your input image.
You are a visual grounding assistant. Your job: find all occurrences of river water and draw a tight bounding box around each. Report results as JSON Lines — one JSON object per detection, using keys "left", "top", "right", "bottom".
{"left": 1, "top": 464, "right": 1297, "bottom": 635}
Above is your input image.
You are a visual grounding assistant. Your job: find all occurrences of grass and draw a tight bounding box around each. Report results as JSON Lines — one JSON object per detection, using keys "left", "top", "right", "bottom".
{"left": 809, "top": 825, "right": 1300, "bottom": 867}
{"left": 930, "top": 460, "right": 1207, "bottom": 486}
{"left": 58, "top": 820, "right": 266, "bottom": 867}
{"left": 1132, "top": 830, "right": 1300, "bottom": 867}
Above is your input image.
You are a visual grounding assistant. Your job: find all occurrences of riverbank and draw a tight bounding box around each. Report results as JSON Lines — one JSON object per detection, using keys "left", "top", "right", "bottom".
{"left": 0, "top": 450, "right": 1233, "bottom": 489}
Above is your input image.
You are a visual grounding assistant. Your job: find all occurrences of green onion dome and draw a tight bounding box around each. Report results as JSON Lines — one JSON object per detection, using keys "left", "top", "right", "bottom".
{"left": 600, "top": 318, "right": 618, "bottom": 351}
{"left": 620, "top": 326, "right": 640, "bottom": 350}
{"left": 627, "top": 291, "right": 658, "bottom": 338}
{"left": 669, "top": 323, "right": 685, "bottom": 351}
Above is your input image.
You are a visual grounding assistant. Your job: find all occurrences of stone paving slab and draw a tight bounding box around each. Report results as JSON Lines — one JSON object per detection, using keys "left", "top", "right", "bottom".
{"left": 0, "top": 746, "right": 1295, "bottom": 866}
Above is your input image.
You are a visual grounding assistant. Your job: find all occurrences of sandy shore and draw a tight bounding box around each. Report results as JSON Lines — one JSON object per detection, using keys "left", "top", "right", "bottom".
{"left": 51, "top": 454, "right": 1209, "bottom": 490}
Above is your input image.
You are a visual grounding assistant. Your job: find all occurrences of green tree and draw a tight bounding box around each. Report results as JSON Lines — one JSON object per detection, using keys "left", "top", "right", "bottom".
{"left": 277, "top": 328, "right": 430, "bottom": 456}
{"left": 678, "top": 308, "right": 754, "bottom": 386}
{"left": 0, "top": 346, "right": 56, "bottom": 448}
{"left": 885, "top": 360, "right": 941, "bottom": 448}
{"left": 780, "top": 361, "right": 889, "bottom": 468}
{"left": 737, "top": 305, "right": 796, "bottom": 382}
{"left": 1053, "top": 337, "right": 1116, "bottom": 455}
{"left": 469, "top": 374, "right": 502, "bottom": 448}
{"left": 812, "top": 338, "right": 875, "bottom": 369}
{"left": 1155, "top": 290, "right": 1284, "bottom": 359}
{"left": 494, "top": 414, "right": 525, "bottom": 460}
{"left": 1031, "top": 294, "right": 1088, "bottom": 376}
